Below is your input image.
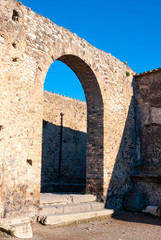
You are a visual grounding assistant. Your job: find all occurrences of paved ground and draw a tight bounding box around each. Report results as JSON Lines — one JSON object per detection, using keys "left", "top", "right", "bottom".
{"left": 1, "top": 211, "right": 161, "bottom": 240}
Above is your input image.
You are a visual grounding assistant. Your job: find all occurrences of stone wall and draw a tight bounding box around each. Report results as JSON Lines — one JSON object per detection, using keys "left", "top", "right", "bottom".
{"left": 133, "top": 69, "right": 161, "bottom": 206}
{"left": 0, "top": 0, "right": 137, "bottom": 218}
{"left": 135, "top": 70, "right": 161, "bottom": 166}
{"left": 42, "top": 91, "right": 87, "bottom": 191}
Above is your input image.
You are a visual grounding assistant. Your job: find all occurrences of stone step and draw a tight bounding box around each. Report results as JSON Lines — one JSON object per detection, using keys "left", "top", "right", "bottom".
{"left": 1, "top": 217, "right": 33, "bottom": 239}
{"left": 40, "top": 193, "right": 97, "bottom": 206}
{"left": 39, "top": 209, "right": 114, "bottom": 225}
{"left": 39, "top": 202, "right": 105, "bottom": 216}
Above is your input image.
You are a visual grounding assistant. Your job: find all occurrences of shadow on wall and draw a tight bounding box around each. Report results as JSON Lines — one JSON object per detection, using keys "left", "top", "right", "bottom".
{"left": 41, "top": 120, "right": 86, "bottom": 193}
{"left": 105, "top": 79, "right": 138, "bottom": 210}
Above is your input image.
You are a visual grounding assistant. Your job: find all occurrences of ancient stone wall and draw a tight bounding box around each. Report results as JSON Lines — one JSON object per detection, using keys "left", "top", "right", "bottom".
{"left": 0, "top": 0, "right": 136, "bottom": 218}
{"left": 135, "top": 70, "right": 161, "bottom": 166}
{"left": 134, "top": 69, "right": 161, "bottom": 205}
{"left": 42, "top": 91, "right": 87, "bottom": 191}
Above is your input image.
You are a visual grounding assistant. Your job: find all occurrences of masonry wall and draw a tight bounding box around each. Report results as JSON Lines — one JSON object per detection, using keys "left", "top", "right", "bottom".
{"left": 134, "top": 70, "right": 161, "bottom": 206}
{"left": 42, "top": 91, "right": 87, "bottom": 191}
{"left": 135, "top": 71, "right": 161, "bottom": 166}
{"left": 0, "top": 0, "right": 137, "bottom": 218}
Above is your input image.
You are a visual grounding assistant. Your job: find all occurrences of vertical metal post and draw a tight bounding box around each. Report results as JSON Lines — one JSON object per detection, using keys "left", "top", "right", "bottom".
{"left": 58, "top": 112, "right": 64, "bottom": 178}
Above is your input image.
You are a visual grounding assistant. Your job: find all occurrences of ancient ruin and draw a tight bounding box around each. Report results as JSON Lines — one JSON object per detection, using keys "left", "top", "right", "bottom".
{"left": 0, "top": 0, "right": 161, "bottom": 237}
{"left": 133, "top": 68, "right": 161, "bottom": 206}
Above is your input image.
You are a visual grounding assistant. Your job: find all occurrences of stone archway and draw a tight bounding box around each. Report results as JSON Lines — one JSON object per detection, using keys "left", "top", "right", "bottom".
{"left": 0, "top": 0, "right": 136, "bottom": 219}
{"left": 41, "top": 54, "right": 104, "bottom": 196}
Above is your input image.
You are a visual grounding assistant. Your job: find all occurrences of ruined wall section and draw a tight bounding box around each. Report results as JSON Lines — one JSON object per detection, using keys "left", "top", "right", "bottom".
{"left": 21, "top": 0, "right": 136, "bottom": 205}
{"left": 135, "top": 70, "right": 161, "bottom": 166}
{"left": 42, "top": 91, "right": 87, "bottom": 190}
{"left": 0, "top": 0, "right": 43, "bottom": 218}
{"left": 134, "top": 70, "right": 161, "bottom": 205}
{"left": 0, "top": 0, "right": 137, "bottom": 218}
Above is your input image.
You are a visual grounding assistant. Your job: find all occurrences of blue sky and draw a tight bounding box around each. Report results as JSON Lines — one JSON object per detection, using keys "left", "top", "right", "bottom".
{"left": 21, "top": 0, "right": 161, "bottom": 101}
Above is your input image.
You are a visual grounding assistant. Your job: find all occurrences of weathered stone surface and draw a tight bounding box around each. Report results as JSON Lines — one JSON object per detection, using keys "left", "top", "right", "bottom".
{"left": 70, "top": 194, "right": 97, "bottom": 203}
{"left": 40, "top": 193, "right": 96, "bottom": 206}
{"left": 1, "top": 217, "right": 33, "bottom": 239}
{"left": 151, "top": 107, "right": 161, "bottom": 125}
{"left": 135, "top": 70, "right": 161, "bottom": 165}
{"left": 40, "top": 193, "right": 72, "bottom": 205}
{"left": 38, "top": 193, "right": 105, "bottom": 226}
{"left": 134, "top": 69, "right": 161, "bottom": 206}
{"left": 63, "top": 203, "right": 91, "bottom": 214}
{"left": 39, "top": 209, "right": 114, "bottom": 225}
{"left": 39, "top": 202, "right": 104, "bottom": 216}
{"left": 0, "top": 0, "right": 136, "bottom": 220}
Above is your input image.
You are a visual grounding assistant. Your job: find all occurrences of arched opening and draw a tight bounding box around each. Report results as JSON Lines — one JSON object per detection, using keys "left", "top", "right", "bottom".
{"left": 41, "top": 60, "right": 87, "bottom": 193}
{"left": 44, "top": 60, "right": 86, "bottom": 101}
{"left": 41, "top": 54, "right": 104, "bottom": 196}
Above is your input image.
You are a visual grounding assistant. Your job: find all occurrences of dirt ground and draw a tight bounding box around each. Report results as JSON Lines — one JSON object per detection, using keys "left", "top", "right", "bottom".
{"left": 1, "top": 211, "right": 161, "bottom": 240}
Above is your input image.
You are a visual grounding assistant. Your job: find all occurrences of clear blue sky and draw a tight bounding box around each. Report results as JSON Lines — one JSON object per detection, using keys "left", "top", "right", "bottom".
{"left": 21, "top": 0, "right": 161, "bottom": 101}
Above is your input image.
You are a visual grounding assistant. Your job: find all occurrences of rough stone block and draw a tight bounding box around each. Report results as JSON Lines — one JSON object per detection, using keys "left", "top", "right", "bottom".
{"left": 1, "top": 217, "right": 33, "bottom": 239}
{"left": 151, "top": 107, "right": 161, "bottom": 124}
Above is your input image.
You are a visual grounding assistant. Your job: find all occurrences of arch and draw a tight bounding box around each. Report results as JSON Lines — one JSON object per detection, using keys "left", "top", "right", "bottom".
{"left": 42, "top": 54, "right": 104, "bottom": 196}
{"left": 44, "top": 60, "right": 86, "bottom": 101}
{"left": 0, "top": 0, "right": 137, "bottom": 218}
